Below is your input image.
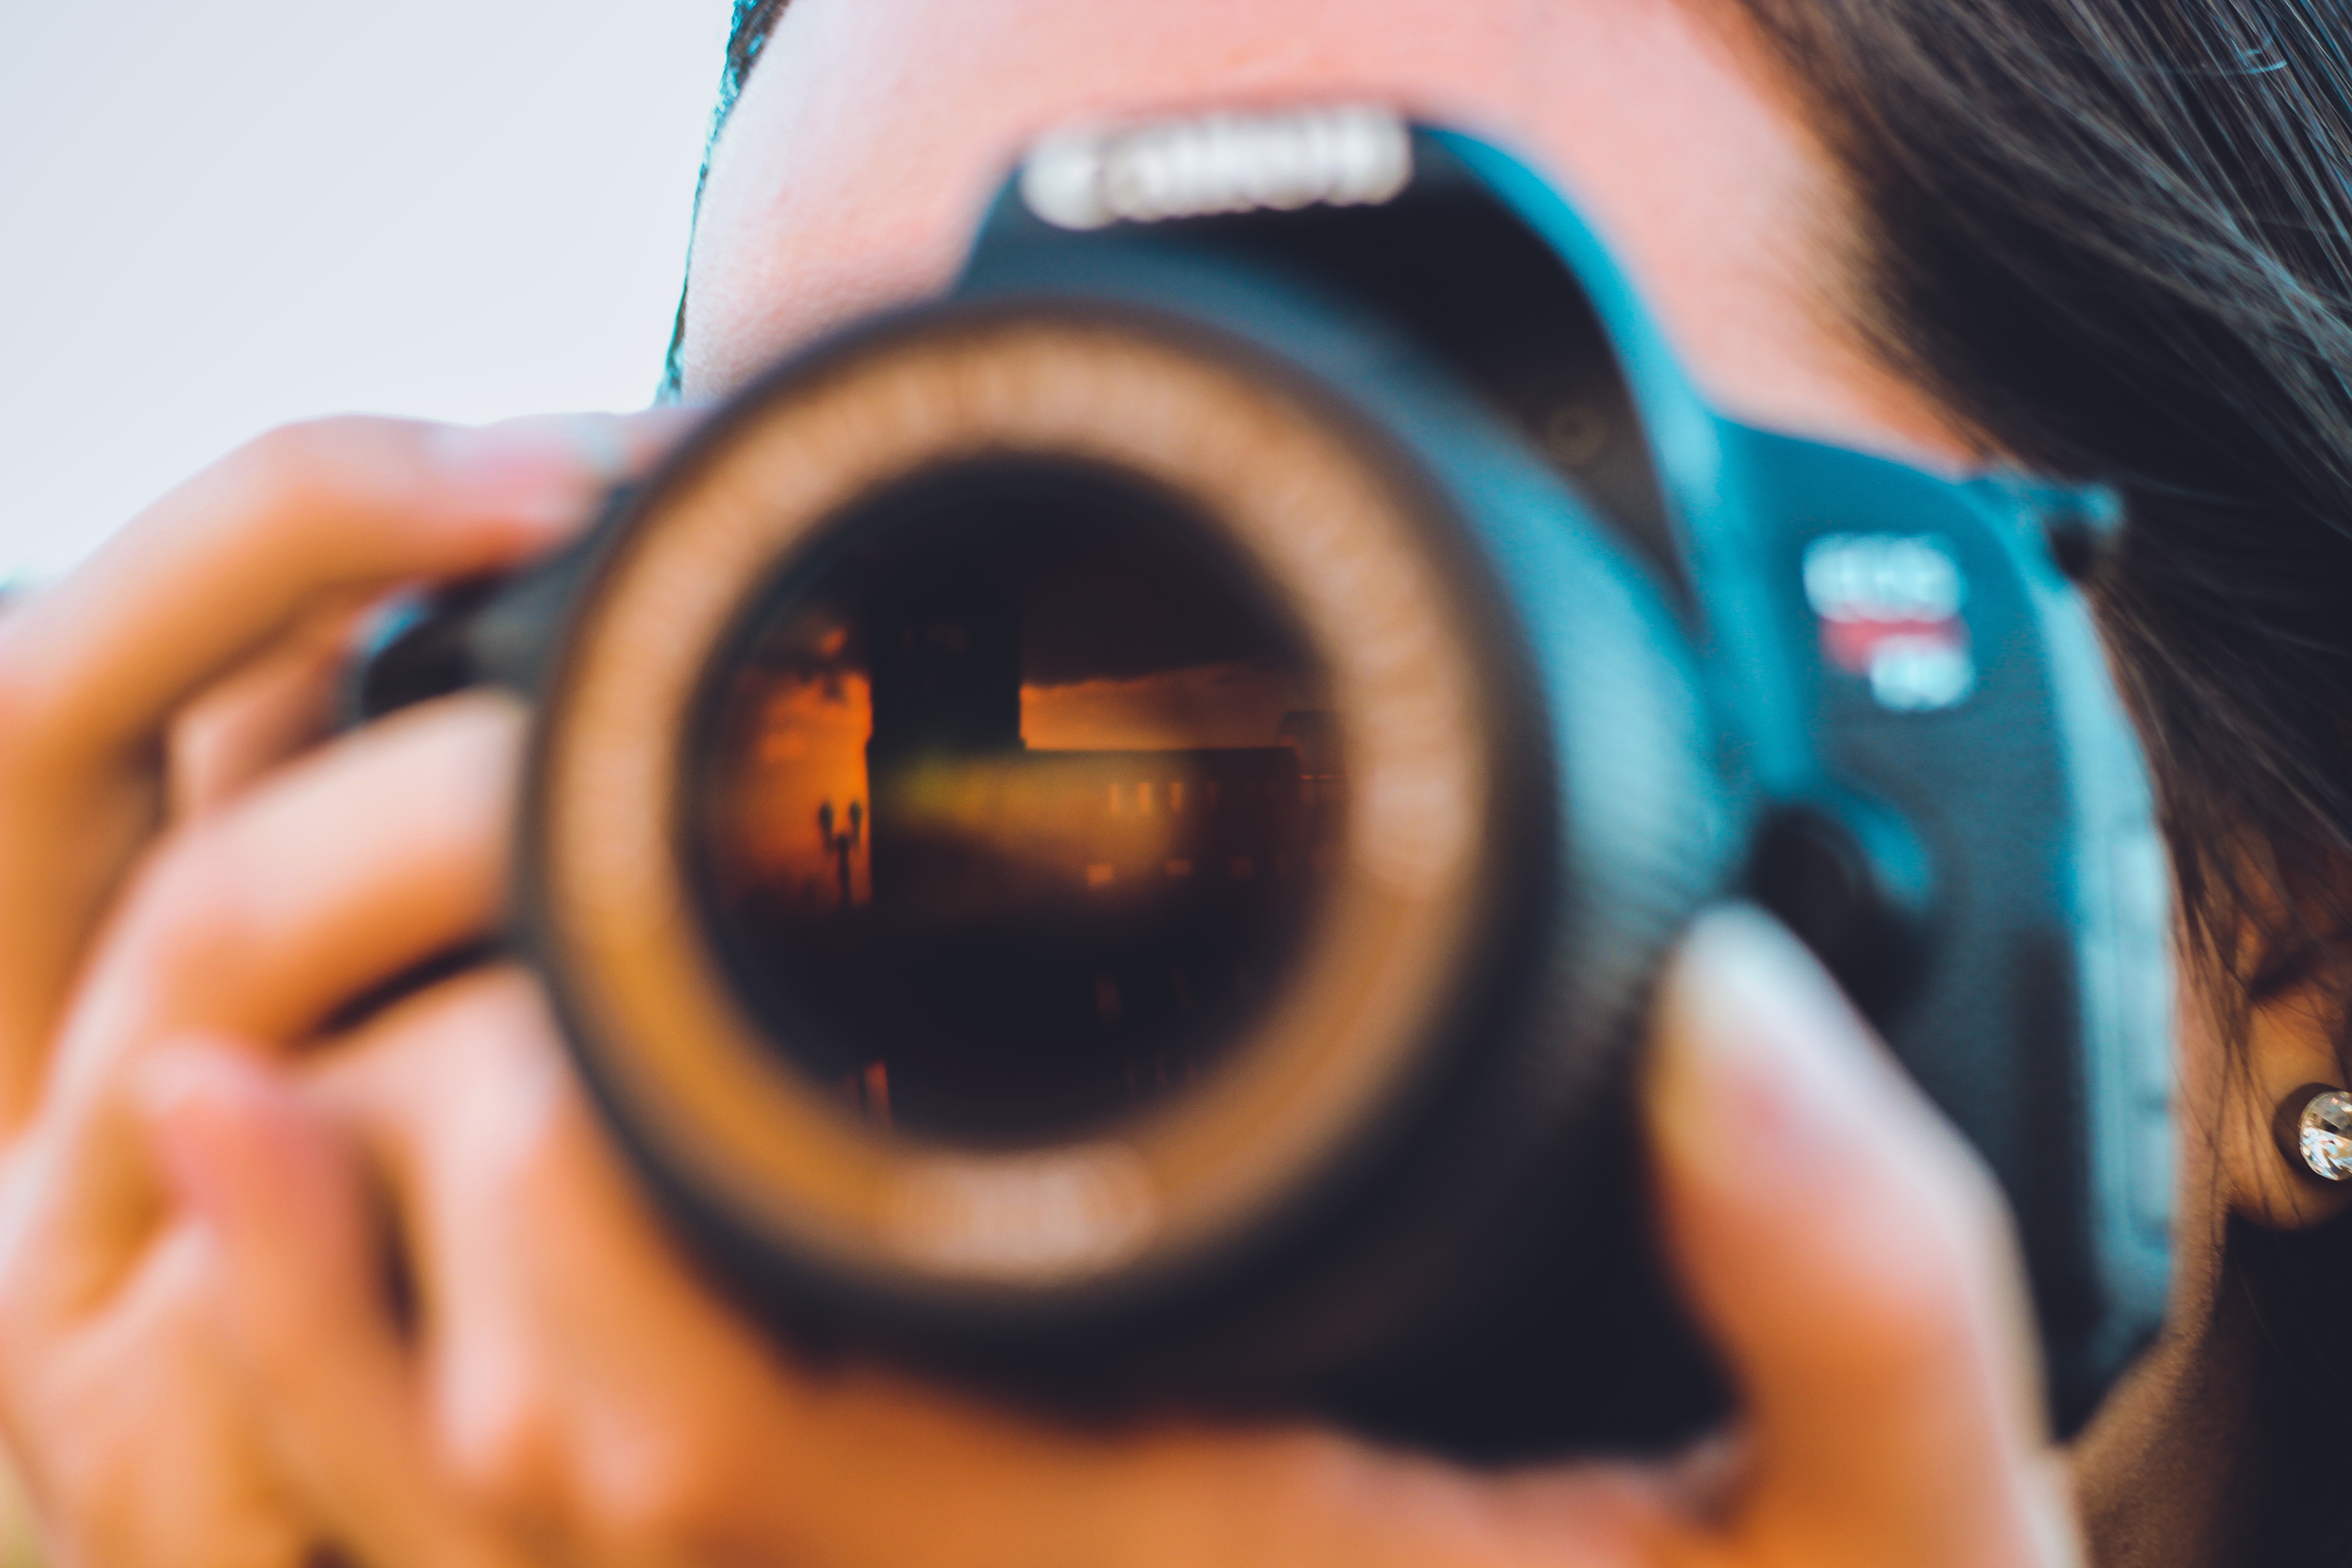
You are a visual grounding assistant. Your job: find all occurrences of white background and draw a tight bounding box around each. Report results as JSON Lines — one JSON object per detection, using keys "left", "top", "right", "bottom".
{"left": 0, "top": 0, "right": 736, "bottom": 581}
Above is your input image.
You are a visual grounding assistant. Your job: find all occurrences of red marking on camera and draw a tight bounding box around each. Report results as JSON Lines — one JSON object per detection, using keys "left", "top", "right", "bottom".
{"left": 1818, "top": 614, "right": 1967, "bottom": 675}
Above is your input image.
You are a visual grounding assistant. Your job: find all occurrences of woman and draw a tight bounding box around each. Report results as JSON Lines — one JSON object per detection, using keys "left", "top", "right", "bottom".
{"left": 0, "top": 0, "right": 2336, "bottom": 1563}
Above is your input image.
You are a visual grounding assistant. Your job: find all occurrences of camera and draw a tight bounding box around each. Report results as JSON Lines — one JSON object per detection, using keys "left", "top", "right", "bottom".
{"left": 355, "top": 107, "right": 2172, "bottom": 1456}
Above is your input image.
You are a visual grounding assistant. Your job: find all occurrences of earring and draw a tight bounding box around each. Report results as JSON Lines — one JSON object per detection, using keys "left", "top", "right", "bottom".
{"left": 2274, "top": 1083, "right": 2352, "bottom": 1181}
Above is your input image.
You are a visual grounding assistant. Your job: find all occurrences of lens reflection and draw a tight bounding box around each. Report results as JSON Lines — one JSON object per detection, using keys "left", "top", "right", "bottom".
{"left": 694, "top": 459, "right": 1343, "bottom": 1145}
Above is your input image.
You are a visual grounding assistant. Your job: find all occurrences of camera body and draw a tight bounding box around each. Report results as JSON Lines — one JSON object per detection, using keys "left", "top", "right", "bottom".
{"left": 358, "top": 111, "right": 2171, "bottom": 1454}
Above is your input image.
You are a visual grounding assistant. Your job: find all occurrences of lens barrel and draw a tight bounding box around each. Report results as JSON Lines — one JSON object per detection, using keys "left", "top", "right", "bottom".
{"left": 510, "top": 289, "right": 1730, "bottom": 1453}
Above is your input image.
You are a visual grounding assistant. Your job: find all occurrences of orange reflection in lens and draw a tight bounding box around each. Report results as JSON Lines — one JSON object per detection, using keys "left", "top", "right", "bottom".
{"left": 1019, "top": 661, "right": 1312, "bottom": 751}
{"left": 713, "top": 667, "right": 873, "bottom": 911}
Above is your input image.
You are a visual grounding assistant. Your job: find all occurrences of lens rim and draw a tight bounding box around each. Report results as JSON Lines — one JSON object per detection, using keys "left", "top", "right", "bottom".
{"left": 523, "top": 302, "right": 1500, "bottom": 1298}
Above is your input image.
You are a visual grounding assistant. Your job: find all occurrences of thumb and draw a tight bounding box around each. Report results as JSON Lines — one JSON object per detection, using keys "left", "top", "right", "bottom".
{"left": 1643, "top": 907, "right": 2077, "bottom": 1565}
{"left": 140, "top": 1037, "right": 529, "bottom": 1568}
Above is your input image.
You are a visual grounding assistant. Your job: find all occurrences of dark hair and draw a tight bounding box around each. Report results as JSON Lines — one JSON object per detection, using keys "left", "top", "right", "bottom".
{"left": 1727, "top": 2, "right": 2352, "bottom": 1556}
{"left": 685, "top": 1, "right": 2352, "bottom": 1550}
{"left": 660, "top": 0, "right": 793, "bottom": 398}
{"left": 1732, "top": 0, "right": 2352, "bottom": 977}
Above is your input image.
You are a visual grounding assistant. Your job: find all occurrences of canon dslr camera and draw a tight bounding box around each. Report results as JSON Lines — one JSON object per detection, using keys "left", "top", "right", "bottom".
{"left": 356, "top": 108, "right": 2173, "bottom": 1456}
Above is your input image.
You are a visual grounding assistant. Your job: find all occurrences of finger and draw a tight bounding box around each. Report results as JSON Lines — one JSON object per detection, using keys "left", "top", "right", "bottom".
{"left": 5, "top": 694, "right": 524, "bottom": 1305}
{"left": 310, "top": 969, "right": 1673, "bottom": 1568}
{"left": 80, "top": 692, "right": 526, "bottom": 1060}
{"left": 1644, "top": 906, "right": 2075, "bottom": 1563}
{"left": 770, "top": 1371, "right": 1680, "bottom": 1568}
{"left": 309, "top": 968, "right": 789, "bottom": 1568}
{"left": 142, "top": 1036, "right": 530, "bottom": 1568}
{"left": 0, "top": 408, "right": 688, "bottom": 1117}
{"left": 162, "top": 405, "right": 699, "bottom": 821}
{"left": 5, "top": 411, "right": 643, "bottom": 766}
{"left": 15, "top": 1223, "right": 318, "bottom": 1568}
{"left": 160, "top": 403, "right": 698, "bottom": 824}
{"left": 166, "top": 597, "right": 368, "bottom": 822}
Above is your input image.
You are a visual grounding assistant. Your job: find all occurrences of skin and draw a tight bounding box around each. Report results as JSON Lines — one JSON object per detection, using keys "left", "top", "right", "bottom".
{"left": 0, "top": 0, "right": 2317, "bottom": 1561}
{"left": 682, "top": 0, "right": 1962, "bottom": 459}
{"left": 2066, "top": 959, "right": 2352, "bottom": 1568}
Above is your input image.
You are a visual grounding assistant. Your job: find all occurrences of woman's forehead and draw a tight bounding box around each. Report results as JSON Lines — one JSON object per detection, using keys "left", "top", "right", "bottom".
{"left": 679, "top": 0, "right": 1963, "bottom": 466}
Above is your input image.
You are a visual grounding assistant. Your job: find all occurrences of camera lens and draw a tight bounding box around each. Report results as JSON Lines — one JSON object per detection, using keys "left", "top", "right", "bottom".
{"left": 691, "top": 457, "right": 1340, "bottom": 1147}
{"left": 510, "top": 250, "right": 1777, "bottom": 1453}
{"left": 534, "top": 309, "right": 1503, "bottom": 1301}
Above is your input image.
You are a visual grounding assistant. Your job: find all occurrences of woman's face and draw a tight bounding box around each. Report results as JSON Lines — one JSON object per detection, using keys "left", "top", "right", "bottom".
{"left": 676, "top": 0, "right": 1965, "bottom": 466}
{"left": 671, "top": 0, "right": 2352, "bottom": 1452}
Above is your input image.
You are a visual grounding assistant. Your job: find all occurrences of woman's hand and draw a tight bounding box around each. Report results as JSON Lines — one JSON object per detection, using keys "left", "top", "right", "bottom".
{"left": 157, "top": 909, "right": 2079, "bottom": 1568}
{"left": 0, "top": 406, "right": 2078, "bottom": 1568}
{"left": 0, "top": 412, "right": 659, "bottom": 1566}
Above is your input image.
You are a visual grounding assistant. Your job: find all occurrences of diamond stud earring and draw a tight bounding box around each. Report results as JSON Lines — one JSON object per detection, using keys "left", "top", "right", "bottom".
{"left": 2275, "top": 1083, "right": 2352, "bottom": 1182}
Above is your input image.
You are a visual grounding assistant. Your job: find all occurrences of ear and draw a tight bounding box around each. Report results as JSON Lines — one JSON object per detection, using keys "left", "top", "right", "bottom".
{"left": 2215, "top": 973, "right": 2352, "bottom": 1231}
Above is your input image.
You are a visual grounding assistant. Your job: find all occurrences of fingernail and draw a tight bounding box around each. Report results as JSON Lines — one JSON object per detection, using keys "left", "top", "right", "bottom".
{"left": 428, "top": 416, "right": 627, "bottom": 530}
{"left": 1649, "top": 906, "right": 1895, "bottom": 1184}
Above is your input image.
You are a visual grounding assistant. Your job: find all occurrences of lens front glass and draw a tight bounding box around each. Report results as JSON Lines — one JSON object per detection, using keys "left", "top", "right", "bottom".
{"left": 691, "top": 458, "right": 1343, "bottom": 1147}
